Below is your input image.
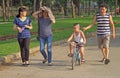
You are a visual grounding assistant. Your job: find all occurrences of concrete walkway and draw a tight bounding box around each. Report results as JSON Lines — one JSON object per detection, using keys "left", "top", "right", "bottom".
{"left": 0, "top": 29, "right": 120, "bottom": 78}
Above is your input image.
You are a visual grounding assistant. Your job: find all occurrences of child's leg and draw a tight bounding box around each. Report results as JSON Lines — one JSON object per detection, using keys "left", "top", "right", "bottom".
{"left": 68, "top": 42, "right": 75, "bottom": 56}
{"left": 79, "top": 47, "right": 85, "bottom": 61}
{"left": 70, "top": 42, "right": 74, "bottom": 53}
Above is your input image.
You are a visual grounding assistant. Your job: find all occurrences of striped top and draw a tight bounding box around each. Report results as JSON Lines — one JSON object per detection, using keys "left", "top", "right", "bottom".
{"left": 14, "top": 17, "right": 32, "bottom": 38}
{"left": 96, "top": 13, "right": 110, "bottom": 35}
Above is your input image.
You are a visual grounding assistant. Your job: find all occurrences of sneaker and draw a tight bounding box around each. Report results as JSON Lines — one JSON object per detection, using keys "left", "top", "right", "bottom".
{"left": 48, "top": 63, "right": 52, "bottom": 66}
{"left": 42, "top": 59, "right": 47, "bottom": 64}
{"left": 105, "top": 59, "right": 110, "bottom": 64}
{"left": 22, "top": 62, "right": 26, "bottom": 66}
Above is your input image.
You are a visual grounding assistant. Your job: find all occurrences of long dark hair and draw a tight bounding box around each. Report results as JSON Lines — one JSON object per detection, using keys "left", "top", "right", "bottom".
{"left": 16, "top": 6, "right": 27, "bottom": 18}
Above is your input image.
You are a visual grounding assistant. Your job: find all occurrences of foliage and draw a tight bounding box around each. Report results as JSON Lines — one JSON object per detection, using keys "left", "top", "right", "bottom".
{"left": 23, "top": 0, "right": 33, "bottom": 7}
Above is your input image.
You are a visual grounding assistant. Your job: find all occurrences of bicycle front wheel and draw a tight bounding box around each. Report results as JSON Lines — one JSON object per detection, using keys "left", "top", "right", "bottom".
{"left": 71, "top": 54, "right": 76, "bottom": 70}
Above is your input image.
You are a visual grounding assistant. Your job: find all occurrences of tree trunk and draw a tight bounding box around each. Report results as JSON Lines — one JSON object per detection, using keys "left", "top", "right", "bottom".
{"left": 39, "top": 0, "right": 42, "bottom": 7}
{"left": 74, "top": 0, "right": 80, "bottom": 16}
{"left": 2, "top": 0, "right": 6, "bottom": 22}
{"left": 64, "top": 2, "right": 68, "bottom": 16}
{"left": 10, "top": 0, "right": 15, "bottom": 17}
{"left": 33, "top": 0, "right": 37, "bottom": 12}
{"left": 20, "top": 0, "right": 23, "bottom": 6}
{"left": 6, "top": 0, "right": 10, "bottom": 21}
{"left": 88, "top": 0, "right": 91, "bottom": 16}
{"left": 36, "top": 0, "right": 42, "bottom": 10}
{"left": 115, "top": 0, "right": 117, "bottom": 16}
{"left": 101, "top": 0, "right": 105, "bottom": 5}
{"left": 71, "top": 0, "right": 75, "bottom": 18}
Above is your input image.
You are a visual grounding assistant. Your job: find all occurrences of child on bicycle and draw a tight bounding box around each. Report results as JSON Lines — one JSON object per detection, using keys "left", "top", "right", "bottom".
{"left": 67, "top": 23, "right": 86, "bottom": 63}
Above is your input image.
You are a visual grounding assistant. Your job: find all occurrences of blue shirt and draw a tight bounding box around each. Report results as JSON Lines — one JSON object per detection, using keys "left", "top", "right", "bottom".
{"left": 14, "top": 17, "right": 32, "bottom": 38}
{"left": 38, "top": 17, "right": 52, "bottom": 37}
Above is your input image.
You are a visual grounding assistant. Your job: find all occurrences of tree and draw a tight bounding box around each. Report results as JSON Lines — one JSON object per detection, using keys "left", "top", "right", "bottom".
{"left": 36, "top": 0, "right": 43, "bottom": 11}
{"left": 73, "top": 0, "right": 80, "bottom": 16}
{"left": 88, "top": 0, "right": 91, "bottom": 16}
{"left": 20, "top": 0, "right": 23, "bottom": 6}
{"left": 71, "top": 0, "right": 76, "bottom": 18}
{"left": 56, "top": 0, "right": 68, "bottom": 16}
{"left": 33, "top": 0, "right": 37, "bottom": 12}
{"left": 6, "top": 0, "right": 10, "bottom": 21}
{"left": 2, "top": 0, "right": 6, "bottom": 22}
{"left": 117, "top": 0, "right": 120, "bottom": 14}
{"left": 42, "top": 0, "right": 55, "bottom": 8}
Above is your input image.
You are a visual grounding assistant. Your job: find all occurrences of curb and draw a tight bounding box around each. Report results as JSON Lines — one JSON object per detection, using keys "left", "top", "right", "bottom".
{"left": 0, "top": 32, "right": 96, "bottom": 65}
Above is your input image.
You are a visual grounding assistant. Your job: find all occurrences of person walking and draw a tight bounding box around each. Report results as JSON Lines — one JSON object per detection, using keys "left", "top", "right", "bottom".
{"left": 13, "top": 6, "right": 33, "bottom": 66}
{"left": 83, "top": 5, "right": 115, "bottom": 64}
{"left": 32, "top": 6, "right": 55, "bottom": 66}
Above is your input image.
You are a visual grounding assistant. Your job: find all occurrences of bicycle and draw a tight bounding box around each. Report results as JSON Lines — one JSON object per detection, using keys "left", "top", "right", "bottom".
{"left": 70, "top": 42, "right": 82, "bottom": 70}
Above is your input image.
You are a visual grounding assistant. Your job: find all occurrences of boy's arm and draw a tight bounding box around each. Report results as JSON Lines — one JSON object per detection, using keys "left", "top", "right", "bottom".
{"left": 80, "top": 31, "right": 86, "bottom": 44}
{"left": 83, "top": 16, "right": 96, "bottom": 31}
{"left": 67, "top": 33, "right": 74, "bottom": 42}
{"left": 109, "top": 15, "right": 115, "bottom": 39}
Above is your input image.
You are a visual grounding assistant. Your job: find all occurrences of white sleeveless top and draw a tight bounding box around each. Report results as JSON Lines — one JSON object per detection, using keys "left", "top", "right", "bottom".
{"left": 73, "top": 32, "right": 83, "bottom": 43}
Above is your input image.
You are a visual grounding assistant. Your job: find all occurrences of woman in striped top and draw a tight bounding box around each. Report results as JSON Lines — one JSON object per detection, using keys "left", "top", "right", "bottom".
{"left": 13, "top": 6, "right": 33, "bottom": 66}
{"left": 83, "top": 5, "right": 115, "bottom": 64}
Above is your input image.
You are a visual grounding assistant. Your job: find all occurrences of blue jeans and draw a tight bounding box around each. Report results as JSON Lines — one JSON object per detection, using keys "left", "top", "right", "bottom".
{"left": 39, "top": 35, "right": 52, "bottom": 63}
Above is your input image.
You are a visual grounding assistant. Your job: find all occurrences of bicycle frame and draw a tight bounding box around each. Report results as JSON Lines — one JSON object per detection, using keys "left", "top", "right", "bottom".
{"left": 71, "top": 43, "right": 81, "bottom": 70}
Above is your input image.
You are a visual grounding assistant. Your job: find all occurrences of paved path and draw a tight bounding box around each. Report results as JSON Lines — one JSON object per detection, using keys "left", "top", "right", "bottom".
{"left": 0, "top": 29, "right": 120, "bottom": 78}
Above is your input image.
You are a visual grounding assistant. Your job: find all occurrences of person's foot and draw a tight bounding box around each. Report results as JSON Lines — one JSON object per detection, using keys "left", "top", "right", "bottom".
{"left": 68, "top": 53, "right": 73, "bottom": 57}
{"left": 48, "top": 63, "right": 52, "bottom": 66}
{"left": 22, "top": 62, "right": 26, "bottom": 66}
{"left": 81, "top": 60, "right": 86, "bottom": 64}
{"left": 105, "top": 59, "right": 110, "bottom": 64}
{"left": 25, "top": 61, "right": 29, "bottom": 64}
{"left": 42, "top": 59, "right": 47, "bottom": 64}
{"left": 99, "top": 58, "right": 105, "bottom": 62}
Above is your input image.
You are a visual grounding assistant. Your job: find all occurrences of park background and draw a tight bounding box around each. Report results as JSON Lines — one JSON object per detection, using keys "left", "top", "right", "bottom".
{"left": 0, "top": 0, "right": 120, "bottom": 57}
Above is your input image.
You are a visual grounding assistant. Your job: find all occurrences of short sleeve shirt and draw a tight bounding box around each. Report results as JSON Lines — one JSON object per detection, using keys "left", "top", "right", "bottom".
{"left": 38, "top": 17, "right": 52, "bottom": 37}
{"left": 14, "top": 17, "right": 32, "bottom": 38}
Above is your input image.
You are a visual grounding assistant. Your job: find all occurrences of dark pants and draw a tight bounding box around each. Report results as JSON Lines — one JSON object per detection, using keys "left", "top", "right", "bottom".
{"left": 18, "top": 38, "right": 30, "bottom": 62}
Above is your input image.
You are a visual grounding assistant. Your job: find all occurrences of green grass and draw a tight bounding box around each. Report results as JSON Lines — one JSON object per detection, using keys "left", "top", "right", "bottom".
{"left": 0, "top": 38, "right": 39, "bottom": 56}
{"left": 0, "top": 17, "right": 120, "bottom": 57}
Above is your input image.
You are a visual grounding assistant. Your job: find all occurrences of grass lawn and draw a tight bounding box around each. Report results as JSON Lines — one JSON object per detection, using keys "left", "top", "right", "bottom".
{"left": 0, "top": 17, "right": 120, "bottom": 57}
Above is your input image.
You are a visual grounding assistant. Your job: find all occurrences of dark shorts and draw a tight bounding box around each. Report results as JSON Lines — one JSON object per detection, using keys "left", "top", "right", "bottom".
{"left": 74, "top": 41, "right": 84, "bottom": 47}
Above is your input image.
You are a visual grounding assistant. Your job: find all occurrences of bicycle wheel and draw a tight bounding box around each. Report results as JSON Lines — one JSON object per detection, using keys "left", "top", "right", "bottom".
{"left": 77, "top": 53, "right": 81, "bottom": 65}
{"left": 71, "top": 53, "right": 75, "bottom": 70}
{"left": 78, "top": 59, "right": 81, "bottom": 65}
